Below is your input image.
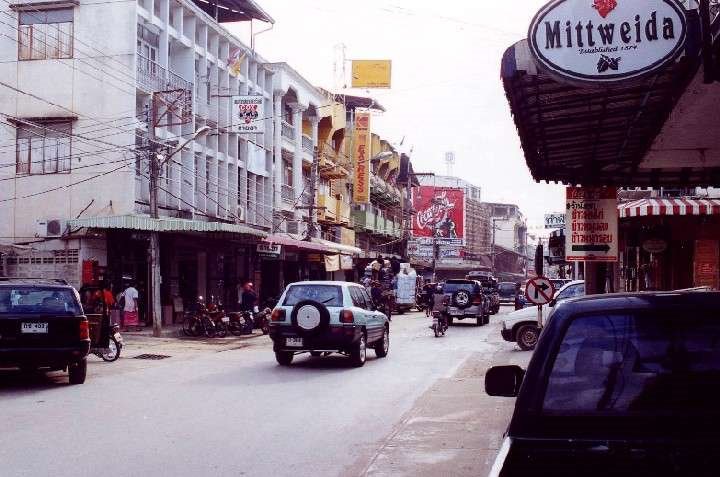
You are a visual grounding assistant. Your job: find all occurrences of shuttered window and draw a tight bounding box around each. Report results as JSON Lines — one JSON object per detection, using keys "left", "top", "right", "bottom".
{"left": 18, "top": 8, "right": 74, "bottom": 60}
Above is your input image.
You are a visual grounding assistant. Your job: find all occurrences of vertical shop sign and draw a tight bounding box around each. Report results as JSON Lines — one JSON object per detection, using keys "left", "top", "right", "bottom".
{"left": 694, "top": 240, "right": 719, "bottom": 289}
{"left": 352, "top": 112, "right": 371, "bottom": 204}
{"left": 565, "top": 187, "right": 618, "bottom": 262}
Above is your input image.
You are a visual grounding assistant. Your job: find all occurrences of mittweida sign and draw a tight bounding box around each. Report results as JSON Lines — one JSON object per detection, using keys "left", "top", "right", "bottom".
{"left": 529, "top": 0, "right": 688, "bottom": 83}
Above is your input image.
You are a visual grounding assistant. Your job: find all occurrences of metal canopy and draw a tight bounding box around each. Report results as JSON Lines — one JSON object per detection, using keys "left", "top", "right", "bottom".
{"left": 500, "top": 14, "right": 720, "bottom": 188}
{"left": 191, "top": 0, "right": 274, "bottom": 24}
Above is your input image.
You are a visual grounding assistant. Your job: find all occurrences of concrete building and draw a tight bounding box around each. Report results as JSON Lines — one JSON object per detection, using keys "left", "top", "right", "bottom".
{"left": 0, "top": 0, "right": 281, "bottom": 321}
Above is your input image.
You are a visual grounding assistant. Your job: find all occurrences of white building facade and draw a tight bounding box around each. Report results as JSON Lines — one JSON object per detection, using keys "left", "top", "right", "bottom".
{"left": 0, "top": 0, "right": 280, "bottom": 315}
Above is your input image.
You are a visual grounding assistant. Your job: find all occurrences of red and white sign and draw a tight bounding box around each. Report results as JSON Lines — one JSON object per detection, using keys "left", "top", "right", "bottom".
{"left": 525, "top": 277, "right": 555, "bottom": 306}
{"left": 566, "top": 187, "right": 618, "bottom": 262}
{"left": 412, "top": 186, "right": 465, "bottom": 245}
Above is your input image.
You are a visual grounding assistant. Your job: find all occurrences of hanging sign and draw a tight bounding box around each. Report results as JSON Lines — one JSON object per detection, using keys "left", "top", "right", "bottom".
{"left": 351, "top": 60, "right": 392, "bottom": 88}
{"left": 231, "top": 96, "right": 264, "bottom": 134}
{"left": 565, "top": 187, "right": 618, "bottom": 262}
{"left": 352, "top": 112, "right": 371, "bottom": 204}
{"left": 528, "top": 0, "right": 687, "bottom": 83}
{"left": 545, "top": 212, "right": 566, "bottom": 229}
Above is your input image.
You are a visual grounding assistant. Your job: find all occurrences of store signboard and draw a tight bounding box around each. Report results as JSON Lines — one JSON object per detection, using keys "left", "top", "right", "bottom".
{"left": 565, "top": 187, "right": 618, "bottom": 262}
{"left": 352, "top": 112, "right": 371, "bottom": 204}
{"left": 351, "top": 60, "right": 392, "bottom": 88}
{"left": 694, "top": 240, "right": 719, "bottom": 290}
{"left": 231, "top": 96, "right": 264, "bottom": 134}
{"left": 257, "top": 243, "right": 281, "bottom": 260}
{"left": 528, "top": 0, "right": 687, "bottom": 83}
{"left": 545, "top": 212, "right": 566, "bottom": 229}
{"left": 412, "top": 187, "right": 466, "bottom": 245}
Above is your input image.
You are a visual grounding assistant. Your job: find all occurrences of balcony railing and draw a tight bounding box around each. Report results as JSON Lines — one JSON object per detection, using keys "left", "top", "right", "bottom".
{"left": 136, "top": 53, "right": 192, "bottom": 93}
{"left": 281, "top": 184, "right": 294, "bottom": 203}
{"left": 281, "top": 121, "right": 294, "bottom": 140}
{"left": 302, "top": 134, "right": 313, "bottom": 153}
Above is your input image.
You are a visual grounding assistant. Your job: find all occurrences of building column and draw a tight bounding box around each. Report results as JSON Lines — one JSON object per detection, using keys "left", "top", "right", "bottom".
{"left": 272, "top": 93, "right": 283, "bottom": 216}
{"left": 291, "top": 103, "right": 306, "bottom": 219}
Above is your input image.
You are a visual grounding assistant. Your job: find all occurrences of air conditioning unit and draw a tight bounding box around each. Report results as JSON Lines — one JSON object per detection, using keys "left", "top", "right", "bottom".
{"left": 36, "top": 219, "right": 64, "bottom": 238}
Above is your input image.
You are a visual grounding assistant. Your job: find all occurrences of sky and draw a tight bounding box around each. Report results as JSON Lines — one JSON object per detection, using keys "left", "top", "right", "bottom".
{"left": 229, "top": 0, "right": 565, "bottom": 233}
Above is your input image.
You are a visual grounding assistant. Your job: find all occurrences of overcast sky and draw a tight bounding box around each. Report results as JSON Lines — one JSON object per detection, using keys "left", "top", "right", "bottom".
{"left": 231, "top": 0, "right": 565, "bottom": 233}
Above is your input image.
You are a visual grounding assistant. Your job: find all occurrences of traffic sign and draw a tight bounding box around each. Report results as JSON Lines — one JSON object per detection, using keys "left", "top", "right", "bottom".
{"left": 565, "top": 187, "right": 618, "bottom": 262}
{"left": 525, "top": 277, "right": 555, "bottom": 306}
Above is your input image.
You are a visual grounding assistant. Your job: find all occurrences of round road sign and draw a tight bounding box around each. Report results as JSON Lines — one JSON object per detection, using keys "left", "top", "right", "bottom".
{"left": 525, "top": 277, "right": 555, "bottom": 306}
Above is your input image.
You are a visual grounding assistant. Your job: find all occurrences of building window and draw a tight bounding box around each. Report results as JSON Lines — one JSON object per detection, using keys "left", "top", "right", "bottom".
{"left": 16, "top": 120, "right": 72, "bottom": 175}
{"left": 18, "top": 8, "right": 73, "bottom": 60}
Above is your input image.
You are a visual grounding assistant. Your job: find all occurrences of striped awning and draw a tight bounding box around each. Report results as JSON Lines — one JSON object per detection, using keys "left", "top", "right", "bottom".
{"left": 619, "top": 198, "right": 720, "bottom": 218}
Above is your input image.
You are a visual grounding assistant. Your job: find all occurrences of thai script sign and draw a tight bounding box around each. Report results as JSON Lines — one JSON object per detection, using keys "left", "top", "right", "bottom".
{"left": 231, "top": 96, "right": 264, "bottom": 134}
{"left": 565, "top": 187, "right": 618, "bottom": 262}
{"left": 352, "top": 112, "right": 371, "bottom": 204}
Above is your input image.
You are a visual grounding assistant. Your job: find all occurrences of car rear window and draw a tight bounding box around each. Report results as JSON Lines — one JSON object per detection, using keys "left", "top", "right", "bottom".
{"left": 283, "top": 285, "right": 344, "bottom": 307}
{"left": 542, "top": 312, "right": 720, "bottom": 415}
{"left": 443, "top": 281, "right": 478, "bottom": 294}
{"left": 499, "top": 283, "right": 516, "bottom": 294}
{"left": 0, "top": 287, "right": 82, "bottom": 315}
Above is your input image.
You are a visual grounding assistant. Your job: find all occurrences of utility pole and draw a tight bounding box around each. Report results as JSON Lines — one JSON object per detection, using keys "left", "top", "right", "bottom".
{"left": 147, "top": 114, "right": 163, "bottom": 337}
{"left": 300, "top": 144, "right": 321, "bottom": 240}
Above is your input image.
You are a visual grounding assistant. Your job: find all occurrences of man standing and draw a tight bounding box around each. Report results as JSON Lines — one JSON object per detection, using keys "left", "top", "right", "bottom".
{"left": 121, "top": 280, "right": 140, "bottom": 332}
{"left": 241, "top": 282, "right": 258, "bottom": 312}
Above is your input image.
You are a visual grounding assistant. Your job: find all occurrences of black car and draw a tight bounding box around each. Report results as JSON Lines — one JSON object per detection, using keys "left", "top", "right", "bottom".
{"left": 0, "top": 278, "right": 91, "bottom": 384}
{"left": 498, "top": 282, "right": 517, "bottom": 305}
{"left": 486, "top": 291, "right": 720, "bottom": 476}
{"left": 442, "top": 279, "right": 490, "bottom": 326}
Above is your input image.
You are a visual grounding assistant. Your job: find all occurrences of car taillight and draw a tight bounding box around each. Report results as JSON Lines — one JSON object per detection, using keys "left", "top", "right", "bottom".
{"left": 79, "top": 320, "right": 89, "bottom": 340}
{"left": 340, "top": 310, "right": 354, "bottom": 324}
{"left": 473, "top": 297, "right": 482, "bottom": 304}
{"left": 271, "top": 309, "right": 286, "bottom": 322}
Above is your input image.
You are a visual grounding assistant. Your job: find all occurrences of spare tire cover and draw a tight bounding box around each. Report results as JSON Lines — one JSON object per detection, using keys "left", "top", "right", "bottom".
{"left": 453, "top": 290, "right": 471, "bottom": 309}
{"left": 291, "top": 300, "right": 330, "bottom": 335}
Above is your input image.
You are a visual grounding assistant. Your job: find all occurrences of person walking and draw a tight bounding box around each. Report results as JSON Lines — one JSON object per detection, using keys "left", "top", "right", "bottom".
{"left": 120, "top": 280, "right": 140, "bottom": 332}
{"left": 241, "top": 282, "right": 258, "bottom": 313}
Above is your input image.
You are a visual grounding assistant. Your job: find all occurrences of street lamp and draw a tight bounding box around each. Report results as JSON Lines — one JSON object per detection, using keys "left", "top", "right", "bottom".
{"left": 148, "top": 125, "right": 211, "bottom": 338}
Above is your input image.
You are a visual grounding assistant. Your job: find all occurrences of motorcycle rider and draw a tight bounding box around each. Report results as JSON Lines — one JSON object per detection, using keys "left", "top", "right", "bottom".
{"left": 430, "top": 284, "right": 448, "bottom": 330}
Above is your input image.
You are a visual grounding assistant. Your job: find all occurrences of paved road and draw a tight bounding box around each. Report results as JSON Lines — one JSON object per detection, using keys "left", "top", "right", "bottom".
{"left": 0, "top": 308, "right": 527, "bottom": 477}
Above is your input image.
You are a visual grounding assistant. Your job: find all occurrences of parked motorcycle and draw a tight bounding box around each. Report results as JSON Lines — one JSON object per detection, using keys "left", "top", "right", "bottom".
{"left": 228, "top": 311, "right": 254, "bottom": 336}
{"left": 255, "top": 307, "right": 272, "bottom": 335}
{"left": 432, "top": 311, "right": 448, "bottom": 338}
{"left": 92, "top": 323, "right": 123, "bottom": 362}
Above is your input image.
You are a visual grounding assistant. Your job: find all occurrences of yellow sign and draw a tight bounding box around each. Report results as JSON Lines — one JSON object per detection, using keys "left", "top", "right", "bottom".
{"left": 351, "top": 60, "right": 392, "bottom": 89}
{"left": 352, "top": 112, "right": 371, "bottom": 204}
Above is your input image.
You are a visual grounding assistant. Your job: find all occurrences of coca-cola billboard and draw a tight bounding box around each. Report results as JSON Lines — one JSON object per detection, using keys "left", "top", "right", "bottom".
{"left": 412, "top": 186, "right": 465, "bottom": 245}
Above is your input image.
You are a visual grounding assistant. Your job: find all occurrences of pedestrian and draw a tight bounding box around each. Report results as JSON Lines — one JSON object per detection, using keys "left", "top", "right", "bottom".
{"left": 371, "top": 255, "right": 384, "bottom": 281}
{"left": 514, "top": 283, "right": 524, "bottom": 311}
{"left": 390, "top": 256, "right": 401, "bottom": 275}
{"left": 241, "top": 282, "right": 258, "bottom": 313}
{"left": 120, "top": 280, "right": 140, "bottom": 332}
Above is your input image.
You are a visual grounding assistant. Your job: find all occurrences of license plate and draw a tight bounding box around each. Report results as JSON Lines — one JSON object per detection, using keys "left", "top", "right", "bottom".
{"left": 286, "top": 337, "right": 303, "bottom": 348}
{"left": 113, "top": 332, "right": 123, "bottom": 343}
{"left": 21, "top": 322, "right": 48, "bottom": 334}
{"left": 221, "top": 316, "right": 230, "bottom": 323}
{"left": 449, "top": 310, "right": 463, "bottom": 316}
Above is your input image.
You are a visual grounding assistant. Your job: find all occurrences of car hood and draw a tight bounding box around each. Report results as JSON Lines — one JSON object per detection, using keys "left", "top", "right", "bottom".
{"left": 502, "top": 306, "right": 546, "bottom": 326}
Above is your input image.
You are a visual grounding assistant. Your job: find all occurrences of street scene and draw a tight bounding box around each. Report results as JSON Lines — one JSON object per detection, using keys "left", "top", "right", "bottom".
{"left": 2, "top": 0, "right": 720, "bottom": 475}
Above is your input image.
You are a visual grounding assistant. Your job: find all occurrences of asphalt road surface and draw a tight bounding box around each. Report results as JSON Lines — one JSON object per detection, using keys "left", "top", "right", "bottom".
{"left": 0, "top": 307, "right": 527, "bottom": 477}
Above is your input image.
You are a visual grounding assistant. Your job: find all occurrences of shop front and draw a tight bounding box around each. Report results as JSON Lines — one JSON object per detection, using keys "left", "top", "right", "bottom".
{"left": 619, "top": 197, "right": 720, "bottom": 291}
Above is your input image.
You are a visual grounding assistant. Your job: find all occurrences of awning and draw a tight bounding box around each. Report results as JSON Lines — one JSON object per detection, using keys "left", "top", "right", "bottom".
{"left": 499, "top": 13, "right": 714, "bottom": 187}
{"left": 311, "top": 238, "right": 362, "bottom": 256}
{"left": 619, "top": 198, "right": 720, "bottom": 218}
{"left": 66, "top": 215, "right": 267, "bottom": 238}
{"left": 264, "top": 235, "right": 333, "bottom": 253}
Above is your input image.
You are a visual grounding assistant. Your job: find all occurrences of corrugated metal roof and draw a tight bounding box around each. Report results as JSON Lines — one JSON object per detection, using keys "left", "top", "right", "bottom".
{"left": 67, "top": 215, "right": 267, "bottom": 237}
{"left": 311, "top": 238, "right": 362, "bottom": 256}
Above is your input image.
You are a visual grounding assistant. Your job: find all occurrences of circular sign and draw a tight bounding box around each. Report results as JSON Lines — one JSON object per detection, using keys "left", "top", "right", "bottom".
{"left": 642, "top": 238, "right": 668, "bottom": 254}
{"left": 525, "top": 277, "right": 556, "bottom": 306}
{"left": 528, "top": 0, "right": 687, "bottom": 83}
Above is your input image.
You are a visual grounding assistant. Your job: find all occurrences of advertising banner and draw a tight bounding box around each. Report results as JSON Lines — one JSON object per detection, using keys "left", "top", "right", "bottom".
{"left": 231, "top": 96, "right": 264, "bottom": 134}
{"left": 351, "top": 60, "right": 392, "bottom": 88}
{"left": 412, "top": 187, "right": 465, "bottom": 245}
{"left": 352, "top": 112, "right": 371, "bottom": 204}
{"left": 565, "top": 187, "right": 618, "bottom": 262}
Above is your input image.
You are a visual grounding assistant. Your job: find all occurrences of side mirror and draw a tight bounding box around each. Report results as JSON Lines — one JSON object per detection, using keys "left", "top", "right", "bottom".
{"left": 485, "top": 365, "right": 525, "bottom": 397}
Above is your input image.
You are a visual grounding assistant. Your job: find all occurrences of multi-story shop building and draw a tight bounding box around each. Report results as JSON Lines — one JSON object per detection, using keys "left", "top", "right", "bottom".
{"left": 0, "top": 0, "right": 280, "bottom": 325}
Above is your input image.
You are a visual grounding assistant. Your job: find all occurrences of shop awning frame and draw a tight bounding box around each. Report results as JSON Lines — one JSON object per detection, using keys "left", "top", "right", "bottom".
{"left": 264, "top": 235, "right": 361, "bottom": 256}
{"left": 66, "top": 215, "right": 268, "bottom": 238}
{"left": 500, "top": 10, "right": 720, "bottom": 187}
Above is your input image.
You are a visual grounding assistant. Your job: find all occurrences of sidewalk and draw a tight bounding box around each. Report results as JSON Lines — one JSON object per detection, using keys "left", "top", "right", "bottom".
{"left": 119, "top": 325, "right": 268, "bottom": 356}
{"left": 362, "top": 349, "right": 530, "bottom": 477}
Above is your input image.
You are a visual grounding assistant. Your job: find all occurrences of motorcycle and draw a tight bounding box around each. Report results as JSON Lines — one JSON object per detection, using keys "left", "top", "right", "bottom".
{"left": 206, "top": 302, "right": 229, "bottom": 338}
{"left": 228, "top": 310, "right": 255, "bottom": 336}
{"left": 432, "top": 311, "right": 448, "bottom": 338}
{"left": 253, "top": 307, "right": 272, "bottom": 335}
{"left": 92, "top": 323, "right": 123, "bottom": 362}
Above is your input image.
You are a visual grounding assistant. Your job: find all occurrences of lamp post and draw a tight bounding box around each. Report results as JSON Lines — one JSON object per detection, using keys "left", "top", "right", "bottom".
{"left": 148, "top": 125, "right": 211, "bottom": 337}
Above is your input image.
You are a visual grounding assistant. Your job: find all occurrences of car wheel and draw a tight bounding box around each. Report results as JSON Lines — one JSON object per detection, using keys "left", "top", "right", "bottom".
{"left": 447, "top": 316, "right": 454, "bottom": 326}
{"left": 374, "top": 327, "right": 389, "bottom": 358}
{"left": 310, "top": 351, "right": 322, "bottom": 357}
{"left": 275, "top": 351, "right": 294, "bottom": 366}
{"left": 350, "top": 333, "right": 367, "bottom": 367}
{"left": 517, "top": 325, "right": 539, "bottom": 351}
{"left": 476, "top": 316, "right": 483, "bottom": 327}
{"left": 68, "top": 359, "right": 87, "bottom": 385}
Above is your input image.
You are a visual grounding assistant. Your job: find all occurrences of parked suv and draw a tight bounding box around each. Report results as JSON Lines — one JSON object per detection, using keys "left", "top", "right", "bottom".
{"left": 268, "top": 281, "right": 390, "bottom": 367}
{"left": 0, "top": 278, "right": 91, "bottom": 384}
{"left": 442, "top": 279, "right": 490, "bottom": 326}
